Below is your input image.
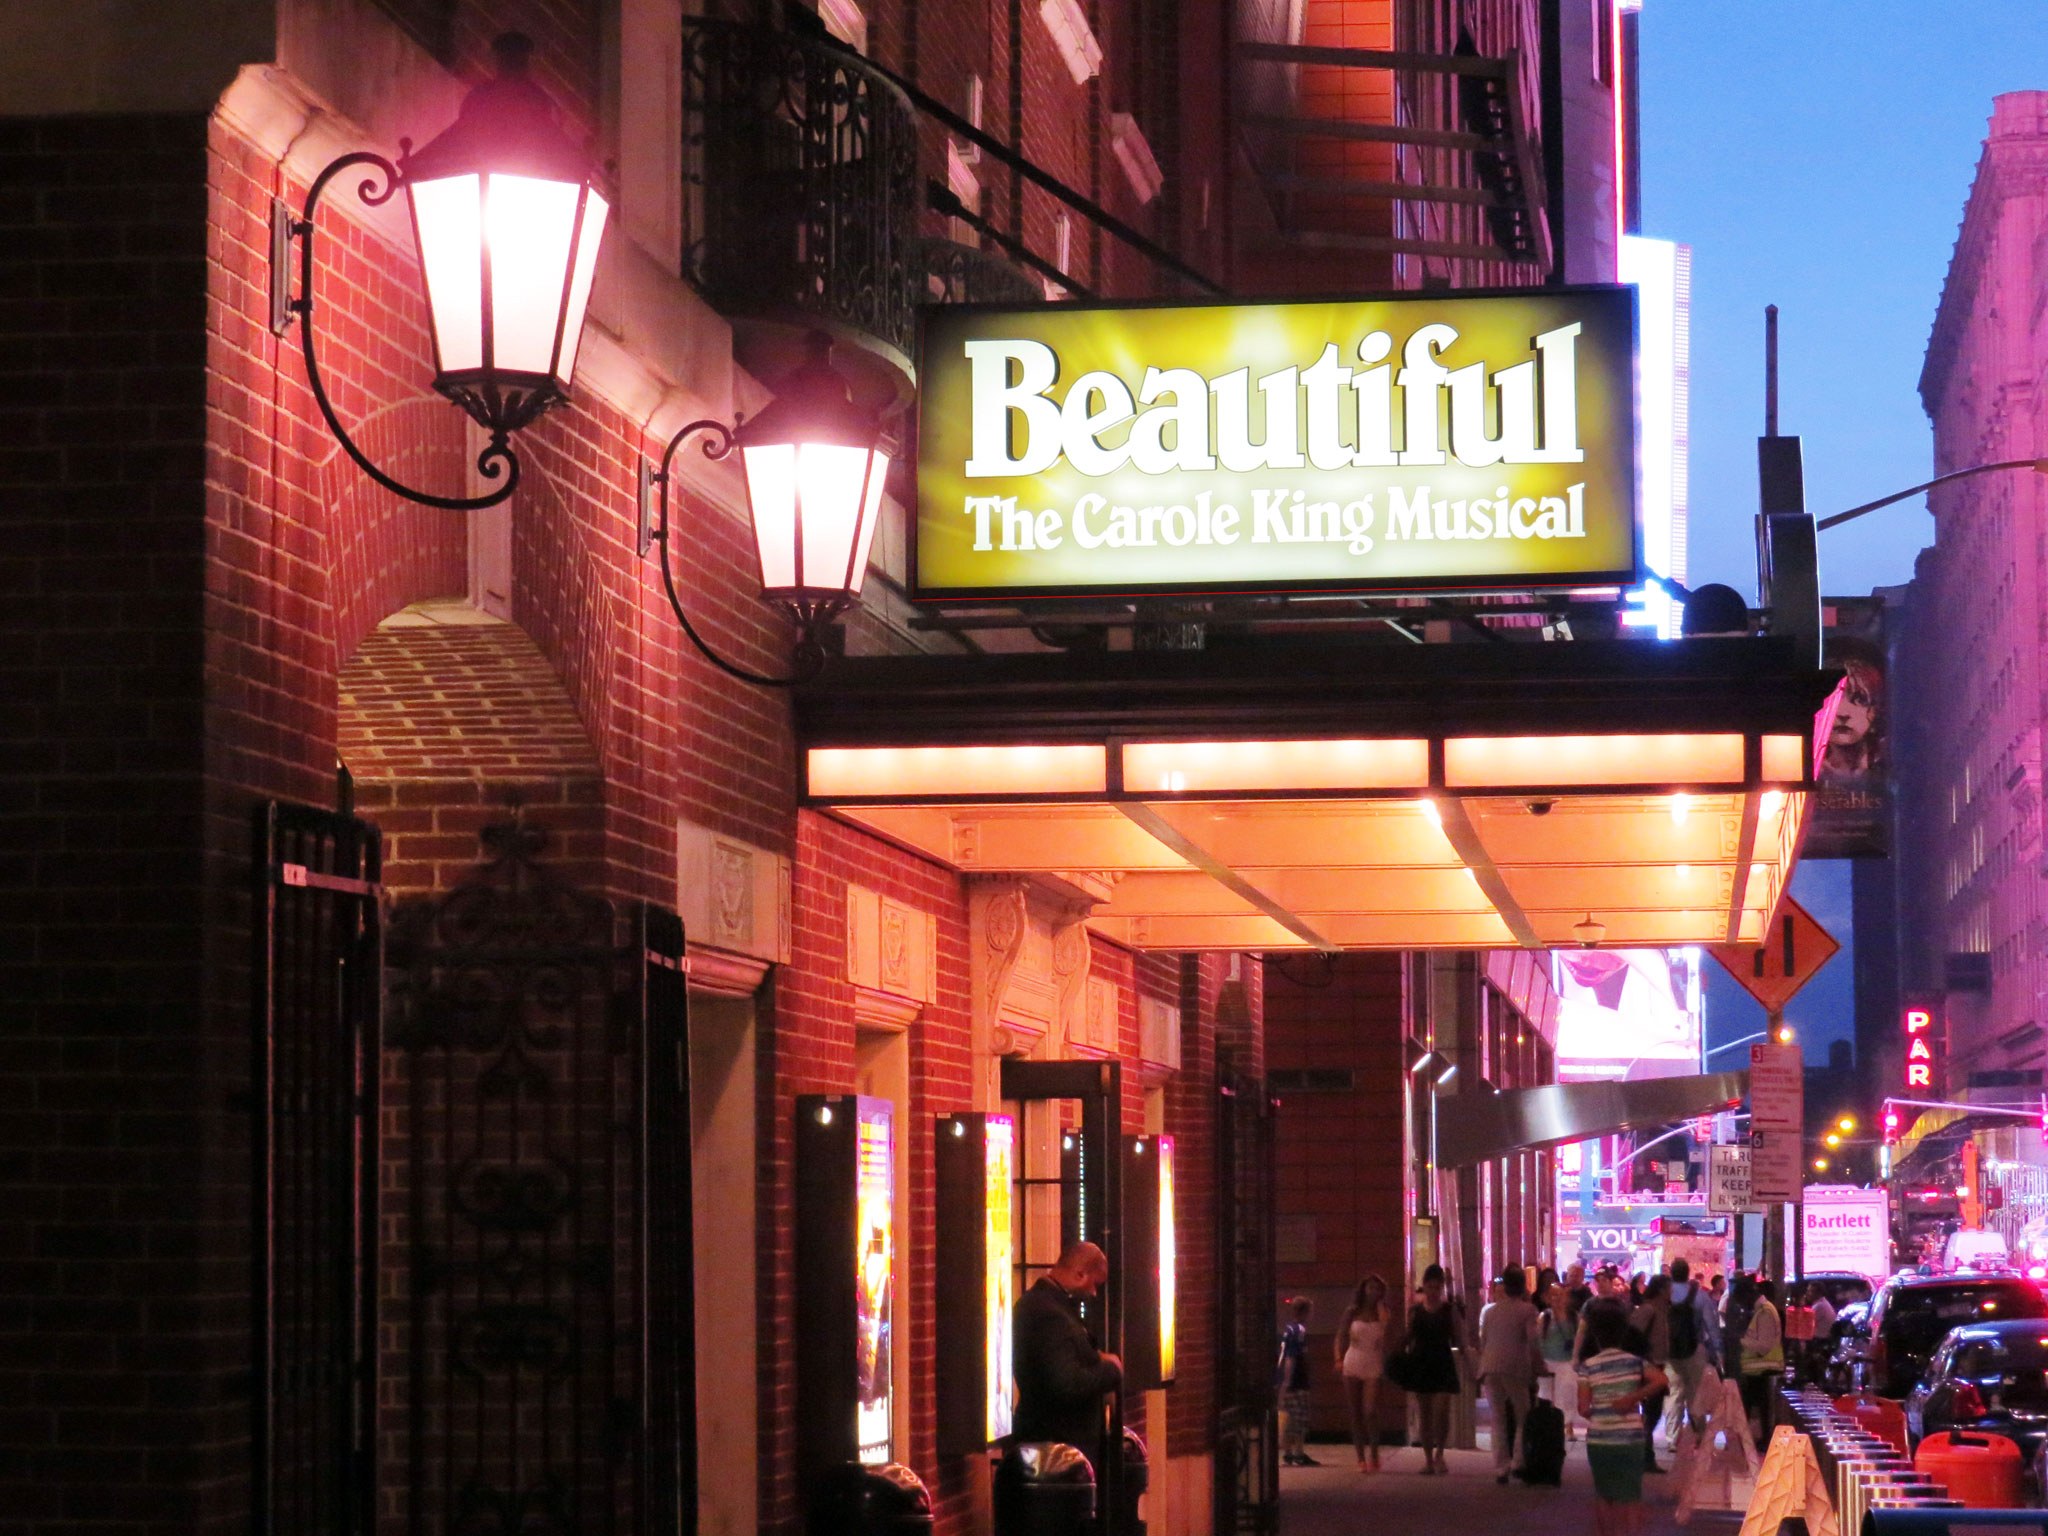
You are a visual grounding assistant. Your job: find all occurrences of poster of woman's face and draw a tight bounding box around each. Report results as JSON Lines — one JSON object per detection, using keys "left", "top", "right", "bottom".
{"left": 1810, "top": 598, "right": 1891, "bottom": 858}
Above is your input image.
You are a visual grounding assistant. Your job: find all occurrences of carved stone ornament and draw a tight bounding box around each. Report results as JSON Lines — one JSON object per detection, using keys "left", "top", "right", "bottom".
{"left": 711, "top": 841, "right": 752, "bottom": 946}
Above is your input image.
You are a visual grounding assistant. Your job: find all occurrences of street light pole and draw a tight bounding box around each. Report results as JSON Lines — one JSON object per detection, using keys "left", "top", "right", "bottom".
{"left": 1816, "top": 457, "right": 2048, "bottom": 532}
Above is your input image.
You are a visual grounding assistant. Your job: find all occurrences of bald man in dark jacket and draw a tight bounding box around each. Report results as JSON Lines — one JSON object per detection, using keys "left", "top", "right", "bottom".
{"left": 1014, "top": 1241, "right": 1123, "bottom": 1452}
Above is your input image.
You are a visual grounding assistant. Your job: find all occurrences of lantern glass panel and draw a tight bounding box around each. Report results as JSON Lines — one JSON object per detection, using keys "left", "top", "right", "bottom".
{"left": 483, "top": 173, "right": 581, "bottom": 376}
{"left": 409, "top": 174, "right": 484, "bottom": 374}
{"left": 794, "top": 443, "right": 878, "bottom": 593}
{"left": 847, "top": 451, "right": 888, "bottom": 596}
{"left": 743, "top": 443, "right": 801, "bottom": 591}
{"left": 557, "top": 192, "right": 608, "bottom": 383}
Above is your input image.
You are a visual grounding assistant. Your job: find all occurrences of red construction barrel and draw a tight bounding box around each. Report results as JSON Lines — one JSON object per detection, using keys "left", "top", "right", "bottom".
{"left": 1833, "top": 1393, "right": 1910, "bottom": 1455}
{"left": 1914, "top": 1431, "right": 2025, "bottom": 1508}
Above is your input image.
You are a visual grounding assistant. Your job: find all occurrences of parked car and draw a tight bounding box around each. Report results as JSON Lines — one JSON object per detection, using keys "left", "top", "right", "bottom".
{"left": 1903, "top": 1319, "right": 2048, "bottom": 1473}
{"left": 1802, "top": 1272, "right": 1878, "bottom": 1312}
{"left": 1855, "top": 1274, "right": 2048, "bottom": 1398}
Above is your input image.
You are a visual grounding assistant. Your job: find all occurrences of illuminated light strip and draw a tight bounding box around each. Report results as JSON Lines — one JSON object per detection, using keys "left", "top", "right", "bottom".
{"left": 1444, "top": 733, "right": 1745, "bottom": 788}
{"left": 1760, "top": 734, "right": 1805, "bottom": 783}
{"left": 1432, "top": 796, "right": 1539, "bottom": 948}
{"left": 807, "top": 744, "right": 1107, "bottom": 798}
{"left": 1116, "top": 802, "right": 1335, "bottom": 951}
{"left": 1122, "top": 738, "right": 1430, "bottom": 794}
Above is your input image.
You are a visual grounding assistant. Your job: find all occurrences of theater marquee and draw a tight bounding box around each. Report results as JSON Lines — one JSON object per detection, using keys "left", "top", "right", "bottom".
{"left": 915, "top": 287, "right": 1639, "bottom": 598}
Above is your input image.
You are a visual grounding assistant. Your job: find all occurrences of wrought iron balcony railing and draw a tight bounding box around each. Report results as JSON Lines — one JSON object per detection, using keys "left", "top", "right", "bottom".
{"left": 920, "top": 237, "right": 1044, "bottom": 307}
{"left": 681, "top": 18, "right": 921, "bottom": 361}
{"left": 680, "top": 19, "right": 1221, "bottom": 370}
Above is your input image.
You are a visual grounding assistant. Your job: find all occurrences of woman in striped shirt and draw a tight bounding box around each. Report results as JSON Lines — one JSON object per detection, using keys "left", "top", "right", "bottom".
{"left": 1576, "top": 1298, "right": 1669, "bottom": 1534}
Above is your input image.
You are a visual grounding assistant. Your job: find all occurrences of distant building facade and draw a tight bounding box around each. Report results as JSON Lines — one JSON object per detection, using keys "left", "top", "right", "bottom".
{"left": 1898, "top": 92, "right": 2048, "bottom": 1082}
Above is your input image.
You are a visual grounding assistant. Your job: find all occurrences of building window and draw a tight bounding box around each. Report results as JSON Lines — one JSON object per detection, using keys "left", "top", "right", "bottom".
{"left": 817, "top": 0, "right": 868, "bottom": 53}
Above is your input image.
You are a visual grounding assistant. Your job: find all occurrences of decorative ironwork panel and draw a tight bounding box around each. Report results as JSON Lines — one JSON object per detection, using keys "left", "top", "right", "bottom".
{"left": 381, "top": 816, "right": 688, "bottom": 1536}
{"left": 681, "top": 18, "right": 920, "bottom": 356}
{"left": 253, "top": 801, "right": 383, "bottom": 1536}
{"left": 919, "top": 237, "right": 1042, "bottom": 308}
{"left": 1214, "top": 1068, "right": 1278, "bottom": 1536}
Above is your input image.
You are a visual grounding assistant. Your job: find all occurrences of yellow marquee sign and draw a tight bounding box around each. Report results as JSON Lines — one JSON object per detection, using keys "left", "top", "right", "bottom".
{"left": 915, "top": 287, "right": 1639, "bottom": 598}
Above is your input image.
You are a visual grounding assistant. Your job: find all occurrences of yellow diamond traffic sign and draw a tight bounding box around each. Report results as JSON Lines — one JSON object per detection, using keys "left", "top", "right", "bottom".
{"left": 1707, "top": 895, "right": 1840, "bottom": 1014}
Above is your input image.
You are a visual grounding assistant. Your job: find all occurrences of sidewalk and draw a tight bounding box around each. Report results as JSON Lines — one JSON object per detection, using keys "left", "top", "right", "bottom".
{"left": 1277, "top": 1438, "right": 1745, "bottom": 1536}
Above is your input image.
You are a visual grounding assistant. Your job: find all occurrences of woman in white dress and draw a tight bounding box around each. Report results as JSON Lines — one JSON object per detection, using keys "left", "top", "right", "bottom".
{"left": 1335, "top": 1275, "right": 1390, "bottom": 1472}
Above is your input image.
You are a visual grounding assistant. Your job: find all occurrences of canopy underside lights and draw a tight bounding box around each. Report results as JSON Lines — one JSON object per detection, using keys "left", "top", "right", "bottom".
{"left": 806, "top": 734, "right": 1813, "bottom": 952}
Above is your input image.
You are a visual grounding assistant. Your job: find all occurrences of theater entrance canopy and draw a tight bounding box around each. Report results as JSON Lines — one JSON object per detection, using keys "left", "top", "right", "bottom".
{"left": 798, "top": 636, "right": 1837, "bottom": 953}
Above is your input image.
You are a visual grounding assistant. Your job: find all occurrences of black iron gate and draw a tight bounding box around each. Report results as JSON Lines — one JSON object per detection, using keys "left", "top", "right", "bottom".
{"left": 1214, "top": 1066, "right": 1278, "bottom": 1536}
{"left": 253, "top": 801, "right": 384, "bottom": 1536}
{"left": 253, "top": 801, "right": 693, "bottom": 1536}
{"left": 381, "top": 816, "right": 691, "bottom": 1536}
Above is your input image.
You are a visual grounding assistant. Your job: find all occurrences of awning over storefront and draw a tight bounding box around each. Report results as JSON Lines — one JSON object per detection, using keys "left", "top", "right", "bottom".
{"left": 799, "top": 635, "right": 1834, "bottom": 952}
{"left": 1435, "top": 1070, "right": 1750, "bottom": 1168}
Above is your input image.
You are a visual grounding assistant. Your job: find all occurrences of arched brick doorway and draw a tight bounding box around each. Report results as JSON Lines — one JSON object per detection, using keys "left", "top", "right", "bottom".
{"left": 338, "top": 601, "right": 692, "bottom": 1536}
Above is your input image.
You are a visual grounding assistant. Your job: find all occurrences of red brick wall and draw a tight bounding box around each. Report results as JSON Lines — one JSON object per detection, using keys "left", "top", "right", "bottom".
{"left": 761, "top": 811, "right": 977, "bottom": 1535}
{"left": 0, "top": 111, "right": 222, "bottom": 1536}
{"left": 1264, "top": 953, "right": 1412, "bottom": 1436}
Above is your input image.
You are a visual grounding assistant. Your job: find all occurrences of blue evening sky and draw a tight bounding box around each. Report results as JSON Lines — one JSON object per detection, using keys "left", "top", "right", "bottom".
{"left": 1639, "top": 3, "right": 2048, "bottom": 1061}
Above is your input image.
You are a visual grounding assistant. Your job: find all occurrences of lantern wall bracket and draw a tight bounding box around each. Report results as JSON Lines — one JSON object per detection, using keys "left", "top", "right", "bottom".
{"left": 269, "top": 151, "right": 521, "bottom": 512}
{"left": 640, "top": 421, "right": 831, "bottom": 689}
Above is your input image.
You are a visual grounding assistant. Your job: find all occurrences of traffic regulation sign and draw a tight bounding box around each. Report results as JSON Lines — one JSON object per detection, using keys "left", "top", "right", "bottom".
{"left": 1708, "top": 895, "right": 1840, "bottom": 1014}
{"left": 1708, "top": 1144, "right": 1755, "bottom": 1213}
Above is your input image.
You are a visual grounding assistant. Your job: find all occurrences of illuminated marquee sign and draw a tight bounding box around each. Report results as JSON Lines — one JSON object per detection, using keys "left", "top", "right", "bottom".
{"left": 1158, "top": 1135, "right": 1177, "bottom": 1385}
{"left": 935, "top": 1113, "right": 1017, "bottom": 1454}
{"left": 854, "top": 1102, "right": 894, "bottom": 1465}
{"left": 915, "top": 287, "right": 1639, "bottom": 598}
{"left": 984, "top": 1117, "right": 1016, "bottom": 1442}
{"left": 1902, "top": 1001, "right": 1941, "bottom": 1094}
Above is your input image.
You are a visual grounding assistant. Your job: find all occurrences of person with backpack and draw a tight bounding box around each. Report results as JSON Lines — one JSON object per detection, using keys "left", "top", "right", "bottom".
{"left": 1660, "top": 1258, "right": 1712, "bottom": 1444}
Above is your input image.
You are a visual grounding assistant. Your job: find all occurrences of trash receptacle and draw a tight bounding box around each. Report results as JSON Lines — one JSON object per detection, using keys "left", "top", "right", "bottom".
{"left": 1914, "top": 1431, "right": 2025, "bottom": 1509}
{"left": 994, "top": 1441, "right": 1096, "bottom": 1536}
{"left": 1120, "top": 1427, "right": 1149, "bottom": 1536}
{"left": 807, "top": 1461, "right": 934, "bottom": 1536}
{"left": 1832, "top": 1393, "right": 1910, "bottom": 1455}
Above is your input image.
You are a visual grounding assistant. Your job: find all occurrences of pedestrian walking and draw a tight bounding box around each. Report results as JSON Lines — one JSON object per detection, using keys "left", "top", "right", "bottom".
{"left": 1627, "top": 1275, "right": 1671, "bottom": 1472}
{"left": 1479, "top": 1265, "right": 1543, "bottom": 1483}
{"left": 1734, "top": 1274, "right": 1783, "bottom": 1450}
{"left": 1578, "top": 1298, "right": 1669, "bottom": 1536}
{"left": 1660, "top": 1257, "right": 1713, "bottom": 1444}
{"left": 1538, "top": 1279, "right": 1583, "bottom": 1440}
{"left": 1277, "top": 1297, "right": 1319, "bottom": 1466}
{"left": 1335, "top": 1276, "right": 1390, "bottom": 1472}
{"left": 1398, "top": 1264, "right": 1464, "bottom": 1475}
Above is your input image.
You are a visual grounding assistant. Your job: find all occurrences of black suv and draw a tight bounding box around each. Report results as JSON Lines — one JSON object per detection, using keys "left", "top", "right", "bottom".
{"left": 1858, "top": 1274, "right": 2048, "bottom": 1398}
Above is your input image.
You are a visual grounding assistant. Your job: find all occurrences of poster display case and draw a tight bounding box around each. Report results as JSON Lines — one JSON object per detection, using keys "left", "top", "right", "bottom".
{"left": 935, "top": 1113, "right": 1017, "bottom": 1455}
{"left": 1123, "top": 1134, "right": 1177, "bottom": 1389}
{"left": 795, "top": 1094, "right": 897, "bottom": 1481}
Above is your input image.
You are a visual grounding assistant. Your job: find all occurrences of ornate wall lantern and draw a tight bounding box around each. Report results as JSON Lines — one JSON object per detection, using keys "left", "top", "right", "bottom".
{"left": 640, "top": 333, "right": 890, "bottom": 686}
{"left": 272, "top": 34, "right": 610, "bottom": 508}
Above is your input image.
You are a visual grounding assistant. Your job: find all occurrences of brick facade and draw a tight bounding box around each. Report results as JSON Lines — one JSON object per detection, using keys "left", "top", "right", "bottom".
{"left": 4, "top": 0, "right": 1604, "bottom": 1531}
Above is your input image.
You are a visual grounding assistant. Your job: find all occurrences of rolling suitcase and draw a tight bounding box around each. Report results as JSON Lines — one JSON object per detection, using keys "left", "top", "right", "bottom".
{"left": 1519, "top": 1398, "right": 1566, "bottom": 1486}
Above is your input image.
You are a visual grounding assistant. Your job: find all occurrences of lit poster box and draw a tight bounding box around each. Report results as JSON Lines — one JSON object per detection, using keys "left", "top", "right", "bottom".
{"left": 916, "top": 287, "right": 1640, "bottom": 600}
{"left": 1123, "top": 1135, "right": 1176, "bottom": 1389}
{"left": 935, "top": 1113, "right": 1017, "bottom": 1455}
{"left": 796, "top": 1095, "right": 896, "bottom": 1480}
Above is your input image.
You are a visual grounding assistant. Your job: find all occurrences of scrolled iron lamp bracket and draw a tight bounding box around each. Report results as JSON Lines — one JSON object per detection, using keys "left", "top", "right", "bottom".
{"left": 272, "top": 152, "right": 522, "bottom": 513}
{"left": 639, "top": 420, "right": 833, "bottom": 689}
